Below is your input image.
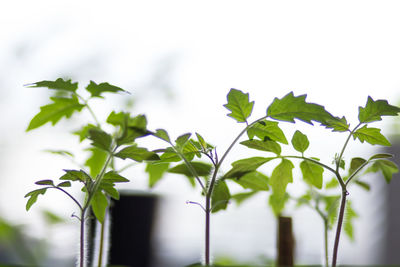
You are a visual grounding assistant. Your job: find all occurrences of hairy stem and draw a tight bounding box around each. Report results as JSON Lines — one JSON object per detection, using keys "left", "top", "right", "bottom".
{"left": 80, "top": 209, "right": 87, "bottom": 267}
{"left": 205, "top": 197, "right": 211, "bottom": 266}
{"left": 97, "top": 208, "right": 107, "bottom": 267}
{"left": 332, "top": 189, "right": 347, "bottom": 267}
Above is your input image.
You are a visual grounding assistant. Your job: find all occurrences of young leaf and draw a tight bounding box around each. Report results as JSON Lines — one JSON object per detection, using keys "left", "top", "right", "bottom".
{"left": 85, "top": 81, "right": 127, "bottom": 98}
{"left": 211, "top": 180, "right": 231, "bottom": 213}
{"left": 267, "top": 92, "right": 337, "bottom": 126}
{"left": 91, "top": 191, "right": 108, "bottom": 223}
{"left": 175, "top": 133, "right": 192, "bottom": 149}
{"left": 196, "top": 133, "right": 213, "bottom": 150}
{"left": 233, "top": 171, "right": 269, "bottom": 191}
{"left": 103, "top": 171, "right": 129, "bottom": 183}
{"left": 26, "top": 78, "right": 78, "bottom": 92}
{"left": 247, "top": 120, "right": 288, "bottom": 144}
{"left": 60, "top": 169, "right": 92, "bottom": 183}
{"left": 27, "top": 96, "right": 85, "bottom": 131}
{"left": 367, "top": 159, "right": 399, "bottom": 183}
{"left": 291, "top": 130, "right": 309, "bottom": 153}
{"left": 153, "top": 129, "right": 171, "bottom": 143}
{"left": 25, "top": 188, "right": 48, "bottom": 211}
{"left": 35, "top": 180, "right": 54, "bottom": 186}
{"left": 57, "top": 181, "right": 71, "bottom": 187}
{"left": 353, "top": 125, "right": 391, "bottom": 146}
{"left": 223, "top": 88, "right": 254, "bottom": 123}
{"left": 349, "top": 157, "right": 367, "bottom": 176}
{"left": 231, "top": 191, "right": 259, "bottom": 205}
{"left": 146, "top": 162, "right": 170, "bottom": 187}
{"left": 300, "top": 160, "right": 324, "bottom": 189}
{"left": 269, "top": 159, "right": 294, "bottom": 198}
{"left": 43, "top": 149, "right": 74, "bottom": 158}
{"left": 107, "top": 111, "right": 128, "bottom": 126}
{"left": 115, "top": 145, "right": 160, "bottom": 162}
{"left": 74, "top": 124, "right": 98, "bottom": 142}
{"left": 168, "top": 162, "right": 212, "bottom": 177}
{"left": 99, "top": 183, "right": 120, "bottom": 200}
{"left": 224, "top": 157, "right": 274, "bottom": 178}
{"left": 358, "top": 96, "right": 400, "bottom": 123}
{"left": 354, "top": 180, "right": 371, "bottom": 191}
{"left": 85, "top": 147, "right": 108, "bottom": 177}
{"left": 368, "top": 153, "right": 393, "bottom": 161}
{"left": 88, "top": 128, "right": 113, "bottom": 152}
{"left": 240, "top": 139, "right": 281, "bottom": 155}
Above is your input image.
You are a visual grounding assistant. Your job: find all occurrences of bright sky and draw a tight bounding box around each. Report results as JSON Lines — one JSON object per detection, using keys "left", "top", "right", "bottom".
{"left": 1, "top": 1, "right": 400, "bottom": 265}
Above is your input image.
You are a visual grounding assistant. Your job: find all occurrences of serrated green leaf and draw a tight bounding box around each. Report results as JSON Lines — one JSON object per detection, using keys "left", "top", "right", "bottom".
{"left": 291, "top": 130, "right": 309, "bottom": 153}
{"left": 73, "top": 124, "right": 98, "bottom": 142}
{"left": 267, "top": 92, "right": 339, "bottom": 127}
{"left": 85, "top": 147, "right": 108, "bottom": 177}
{"left": 153, "top": 129, "right": 171, "bottom": 143}
{"left": 240, "top": 139, "right": 281, "bottom": 155}
{"left": 224, "top": 157, "right": 274, "bottom": 178}
{"left": 60, "top": 169, "right": 92, "bottom": 183}
{"left": 231, "top": 191, "right": 259, "bottom": 205}
{"left": 26, "top": 78, "right": 78, "bottom": 92}
{"left": 103, "top": 171, "right": 129, "bottom": 183}
{"left": 25, "top": 188, "right": 47, "bottom": 211}
{"left": 118, "top": 114, "right": 149, "bottom": 145}
{"left": 367, "top": 159, "right": 399, "bottom": 183}
{"left": 57, "top": 181, "right": 71, "bottom": 187}
{"left": 224, "top": 88, "right": 254, "bottom": 123}
{"left": 354, "top": 180, "right": 371, "bottom": 191}
{"left": 35, "top": 180, "right": 54, "bottom": 186}
{"left": 300, "top": 160, "right": 323, "bottom": 189}
{"left": 358, "top": 96, "right": 400, "bottom": 123}
{"left": 349, "top": 157, "right": 367, "bottom": 176}
{"left": 353, "top": 125, "right": 391, "bottom": 146}
{"left": 85, "top": 80, "right": 127, "bottom": 98}
{"left": 88, "top": 128, "right": 112, "bottom": 152}
{"left": 369, "top": 153, "right": 393, "bottom": 161}
{"left": 196, "top": 133, "right": 213, "bottom": 150}
{"left": 99, "top": 182, "right": 120, "bottom": 200}
{"left": 27, "top": 96, "right": 85, "bottom": 131}
{"left": 115, "top": 145, "right": 160, "bottom": 162}
{"left": 247, "top": 120, "right": 288, "bottom": 144}
{"left": 91, "top": 191, "right": 108, "bottom": 223}
{"left": 323, "top": 116, "right": 350, "bottom": 132}
{"left": 106, "top": 111, "right": 128, "bottom": 126}
{"left": 211, "top": 180, "right": 231, "bottom": 213}
{"left": 270, "top": 159, "right": 294, "bottom": 198}
{"left": 168, "top": 162, "right": 212, "bottom": 177}
{"left": 146, "top": 162, "right": 170, "bottom": 187}
{"left": 344, "top": 201, "right": 358, "bottom": 241}
{"left": 234, "top": 171, "right": 269, "bottom": 191}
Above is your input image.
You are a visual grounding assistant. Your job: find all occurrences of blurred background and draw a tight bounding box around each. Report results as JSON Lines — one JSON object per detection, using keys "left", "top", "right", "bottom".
{"left": 1, "top": 1, "right": 400, "bottom": 266}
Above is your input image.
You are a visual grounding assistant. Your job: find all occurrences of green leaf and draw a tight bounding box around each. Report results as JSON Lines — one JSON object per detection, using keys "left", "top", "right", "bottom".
{"left": 88, "top": 128, "right": 113, "bottom": 152}
{"left": 175, "top": 133, "right": 192, "bottom": 149}
{"left": 168, "top": 162, "right": 212, "bottom": 177}
{"left": 99, "top": 183, "right": 120, "bottom": 200}
{"left": 353, "top": 125, "right": 391, "bottom": 146}
{"left": 60, "top": 169, "right": 92, "bottom": 183}
{"left": 324, "top": 116, "right": 350, "bottom": 132}
{"left": 291, "top": 130, "right": 309, "bottom": 153}
{"left": 267, "top": 92, "right": 340, "bottom": 127}
{"left": 91, "top": 191, "right": 108, "bottom": 223}
{"left": 358, "top": 96, "right": 400, "bottom": 123}
{"left": 269, "top": 192, "right": 289, "bottom": 216}
{"left": 85, "top": 80, "right": 127, "bottom": 98}
{"left": 146, "top": 162, "right": 170, "bottom": 187}
{"left": 211, "top": 180, "right": 231, "bottom": 213}
{"left": 231, "top": 191, "right": 259, "bottom": 205}
{"left": 223, "top": 88, "right": 254, "bottom": 123}
{"left": 349, "top": 157, "right": 367, "bottom": 176}
{"left": 153, "top": 129, "right": 171, "bottom": 143}
{"left": 325, "top": 177, "right": 339, "bottom": 189}
{"left": 85, "top": 147, "right": 108, "bottom": 177}
{"left": 27, "top": 96, "right": 85, "bottom": 131}
{"left": 196, "top": 133, "right": 213, "bottom": 150}
{"left": 42, "top": 210, "right": 65, "bottom": 224}
{"left": 269, "top": 159, "right": 294, "bottom": 198}
{"left": 43, "top": 149, "right": 74, "bottom": 158}
{"left": 224, "top": 157, "right": 274, "bottom": 178}
{"left": 354, "top": 180, "right": 371, "bottom": 191}
{"left": 25, "top": 188, "right": 48, "bottom": 211}
{"left": 323, "top": 195, "right": 340, "bottom": 228}
{"left": 74, "top": 124, "right": 98, "bottom": 142}
{"left": 240, "top": 139, "right": 281, "bottom": 155}
{"left": 247, "top": 120, "right": 288, "bottom": 144}
{"left": 369, "top": 153, "right": 393, "bottom": 161}
{"left": 106, "top": 111, "right": 128, "bottom": 126}
{"left": 26, "top": 78, "right": 78, "bottom": 92}
{"left": 344, "top": 201, "right": 358, "bottom": 241}
{"left": 35, "top": 180, "right": 54, "bottom": 186}
{"left": 234, "top": 171, "right": 269, "bottom": 191}
{"left": 367, "top": 159, "right": 399, "bottom": 183}
{"left": 115, "top": 145, "right": 160, "bottom": 162}
{"left": 300, "top": 160, "right": 323, "bottom": 189}
{"left": 103, "top": 171, "right": 129, "bottom": 183}
{"left": 57, "top": 181, "right": 71, "bottom": 187}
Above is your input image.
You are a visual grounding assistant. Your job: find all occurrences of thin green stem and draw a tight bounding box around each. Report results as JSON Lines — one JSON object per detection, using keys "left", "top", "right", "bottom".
{"left": 335, "top": 123, "right": 362, "bottom": 173}
{"left": 76, "top": 93, "right": 101, "bottom": 127}
{"left": 323, "top": 218, "right": 329, "bottom": 267}
{"left": 345, "top": 160, "right": 371, "bottom": 186}
{"left": 282, "top": 155, "right": 337, "bottom": 175}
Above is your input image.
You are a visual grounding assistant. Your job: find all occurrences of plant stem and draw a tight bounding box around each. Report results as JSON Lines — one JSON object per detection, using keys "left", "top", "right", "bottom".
{"left": 331, "top": 189, "right": 347, "bottom": 267}
{"left": 97, "top": 209, "right": 107, "bottom": 267}
{"left": 80, "top": 208, "right": 87, "bottom": 267}
{"left": 205, "top": 197, "right": 211, "bottom": 266}
{"left": 323, "top": 218, "right": 329, "bottom": 267}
